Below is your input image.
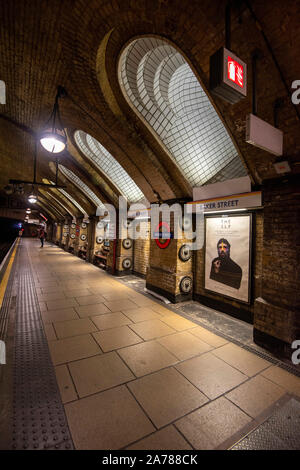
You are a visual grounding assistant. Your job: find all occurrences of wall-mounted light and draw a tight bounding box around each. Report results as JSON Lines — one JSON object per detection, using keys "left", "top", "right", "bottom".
{"left": 39, "top": 86, "right": 67, "bottom": 154}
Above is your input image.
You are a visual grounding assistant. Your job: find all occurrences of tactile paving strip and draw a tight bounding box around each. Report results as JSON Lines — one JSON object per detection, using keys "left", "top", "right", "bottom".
{"left": 12, "top": 244, "right": 74, "bottom": 450}
{"left": 231, "top": 397, "right": 300, "bottom": 450}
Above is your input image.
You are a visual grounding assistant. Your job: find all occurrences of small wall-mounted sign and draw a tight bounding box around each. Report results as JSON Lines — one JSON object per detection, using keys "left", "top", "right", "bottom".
{"left": 192, "top": 191, "right": 262, "bottom": 213}
{"left": 246, "top": 113, "right": 283, "bottom": 156}
{"left": 210, "top": 47, "right": 247, "bottom": 104}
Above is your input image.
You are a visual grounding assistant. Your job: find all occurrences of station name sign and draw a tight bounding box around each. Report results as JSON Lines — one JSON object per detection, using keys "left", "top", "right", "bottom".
{"left": 191, "top": 191, "right": 262, "bottom": 213}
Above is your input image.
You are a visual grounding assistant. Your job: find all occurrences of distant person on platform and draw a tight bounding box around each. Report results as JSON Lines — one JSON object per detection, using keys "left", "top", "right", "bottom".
{"left": 210, "top": 238, "right": 242, "bottom": 289}
{"left": 39, "top": 228, "right": 46, "bottom": 248}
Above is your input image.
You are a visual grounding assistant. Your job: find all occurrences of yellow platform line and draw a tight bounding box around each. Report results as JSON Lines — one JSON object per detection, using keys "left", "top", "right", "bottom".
{"left": 0, "top": 238, "right": 20, "bottom": 310}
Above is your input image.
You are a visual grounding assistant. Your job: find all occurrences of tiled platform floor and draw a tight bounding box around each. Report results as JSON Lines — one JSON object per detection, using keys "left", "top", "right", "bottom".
{"left": 27, "top": 241, "right": 300, "bottom": 450}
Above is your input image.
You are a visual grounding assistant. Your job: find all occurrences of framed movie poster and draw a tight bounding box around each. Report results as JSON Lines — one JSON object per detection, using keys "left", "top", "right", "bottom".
{"left": 205, "top": 214, "right": 252, "bottom": 303}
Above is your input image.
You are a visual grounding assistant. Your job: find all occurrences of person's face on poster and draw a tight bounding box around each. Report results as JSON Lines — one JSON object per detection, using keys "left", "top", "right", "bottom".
{"left": 217, "top": 241, "right": 230, "bottom": 260}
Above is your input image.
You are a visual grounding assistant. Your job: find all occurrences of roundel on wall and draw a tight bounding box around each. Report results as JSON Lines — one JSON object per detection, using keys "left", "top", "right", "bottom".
{"left": 122, "top": 238, "right": 132, "bottom": 249}
{"left": 71, "top": 223, "right": 76, "bottom": 229}
{"left": 180, "top": 276, "right": 193, "bottom": 294}
{"left": 96, "top": 236, "right": 103, "bottom": 244}
{"left": 70, "top": 234, "right": 75, "bottom": 239}
{"left": 122, "top": 258, "right": 132, "bottom": 269}
{"left": 80, "top": 234, "right": 87, "bottom": 241}
{"left": 81, "top": 223, "right": 87, "bottom": 229}
{"left": 178, "top": 244, "right": 192, "bottom": 262}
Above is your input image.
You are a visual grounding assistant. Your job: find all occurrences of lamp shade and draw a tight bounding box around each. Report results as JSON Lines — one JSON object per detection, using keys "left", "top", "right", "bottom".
{"left": 39, "top": 130, "right": 67, "bottom": 154}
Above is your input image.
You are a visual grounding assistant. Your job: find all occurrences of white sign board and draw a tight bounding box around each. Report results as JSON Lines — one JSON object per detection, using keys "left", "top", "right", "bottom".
{"left": 190, "top": 191, "right": 262, "bottom": 213}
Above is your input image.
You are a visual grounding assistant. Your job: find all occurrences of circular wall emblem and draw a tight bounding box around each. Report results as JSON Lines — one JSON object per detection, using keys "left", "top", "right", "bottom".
{"left": 96, "top": 236, "right": 103, "bottom": 244}
{"left": 80, "top": 234, "right": 87, "bottom": 241}
{"left": 63, "top": 232, "right": 68, "bottom": 238}
{"left": 122, "top": 258, "right": 132, "bottom": 269}
{"left": 155, "top": 221, "right": 171, "bottom": 249}
{"left": 81, "top": 223, "right": 87, "bottom": 229}
{"left": 179, "top": 244, "right": 192, "bottom": 262}
{"left": 70, "top": 233, "right": 75, "bottom": 239}
{"left": 71, "top": 223, "right": 76, "bottom": 229}
{"left": 180, "top": 276, "right": 193, "bottom": 294}
{"left": 122, "top": 238, "right": 132, "bottom": 250}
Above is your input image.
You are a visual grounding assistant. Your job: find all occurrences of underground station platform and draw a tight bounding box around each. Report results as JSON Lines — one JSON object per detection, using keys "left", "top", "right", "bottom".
{"left": 0, "top": 238, "right": 299, "bottom": 451}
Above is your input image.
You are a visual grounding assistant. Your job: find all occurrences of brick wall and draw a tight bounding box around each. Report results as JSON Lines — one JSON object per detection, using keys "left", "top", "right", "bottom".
{"left": 254, "top": 176, "right": 300, "bottom": 347}
{"left": 133, "top": 225, "right": 150, "bottom": 277}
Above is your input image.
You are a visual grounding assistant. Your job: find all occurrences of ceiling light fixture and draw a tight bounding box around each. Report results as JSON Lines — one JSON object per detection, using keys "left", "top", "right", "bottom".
{"left": 28, "top": 188, "right": 37, "bottom": 204}
{"left": 39, "top": 86, "right": 67, "bottom": 154}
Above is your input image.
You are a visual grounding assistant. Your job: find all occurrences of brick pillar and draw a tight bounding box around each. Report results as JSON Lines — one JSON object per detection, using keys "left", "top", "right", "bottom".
{"left": 73, "top": 217, "right": 83, "bottom": 256}
{"left": 86, "top": 216, "right": 96, "bottom": 263}
{"left": 133, "top": 221, "right": 150, "bottom": 277}
{"left": 61, "top": 217, "right": 72, "bottom": 251}
{"left": 56, "top": 222, "right": 63, "bottom": 246}
{"left": 106, "top": 218, "right": 133, "bottom": 276}
{"left": 68, "top": 220, "right": 77, "bottom": 253}
{"left": 46, "top": 223, "right": 53, "bottom": 243}
{"left": 253, "top": 176, "right": 300, "bottom": 357}
{"left": 146, "top": 211, "right": 193, "bottom": 302}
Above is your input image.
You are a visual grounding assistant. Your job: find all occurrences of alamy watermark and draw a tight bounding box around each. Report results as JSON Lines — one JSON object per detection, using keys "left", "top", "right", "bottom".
{"left": 291, "top": 80, "right": 300, "bottom": 105}
{"left": 0, "top": 340, "right": 6, "bottom": 364}
{"left": 95, "top": 196, "right": 205, "bottom": 251}
{"left": 291, "top": 340, "right": 300, "bottom": 365}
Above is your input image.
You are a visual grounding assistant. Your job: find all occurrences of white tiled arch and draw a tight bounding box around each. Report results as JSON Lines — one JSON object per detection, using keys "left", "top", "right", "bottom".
{"left": 49, "top": 180, "right": 86, "bottom": 215}
{"left": 58, "top": 165, "right": 105, "bottom": 211}
{"left": 74, "top": 131, "right": 145, "bottom": 203}
{"left": 118, "top": 36, "right": 247, "bottom": 187}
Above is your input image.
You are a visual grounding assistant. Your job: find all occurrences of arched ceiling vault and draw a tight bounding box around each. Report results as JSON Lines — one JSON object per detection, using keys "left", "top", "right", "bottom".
{"left": 0, "top": 0, "right": 299, "bottom": 216}
{"left": 38, "top": 188, "right": 75, "bottom": 219}
{"left": 118, "top": 36, "right": 248, "bottom": 187}
{"left": 41, "top": 177, "right": 88, "bottom": 217}
{"left": 47, "top": 165, "right": 96, "bottom": 216}
{"left": 37, "top": 192, "right": 66, "bottom": 221}
{"left": 66, "top": 132, "right": 121, "bottom": 207}
{"left": 36, "top": 200, "right": 58, "bottom": 222}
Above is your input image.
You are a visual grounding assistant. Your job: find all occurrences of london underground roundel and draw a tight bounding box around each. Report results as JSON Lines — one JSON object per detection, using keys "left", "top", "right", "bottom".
{"left": 154, "top": 221, "right": 171, "bottom": 249}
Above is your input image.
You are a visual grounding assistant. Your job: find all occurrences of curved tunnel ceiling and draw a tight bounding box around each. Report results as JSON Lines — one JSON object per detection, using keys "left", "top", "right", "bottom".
{"left": 46, "top": 191, "right": 75, "bottom": 218}
{"left": 74, "top": 130, "right": 145, "bottom": 203}
{"left": 118, "top": 37, "right": 247, "bottom": 187}
{"left": 58, "top": 164, "right": 105, "bottom": 211}
{"left": 48, "top": 181, "right": 86, "bottom": 216}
